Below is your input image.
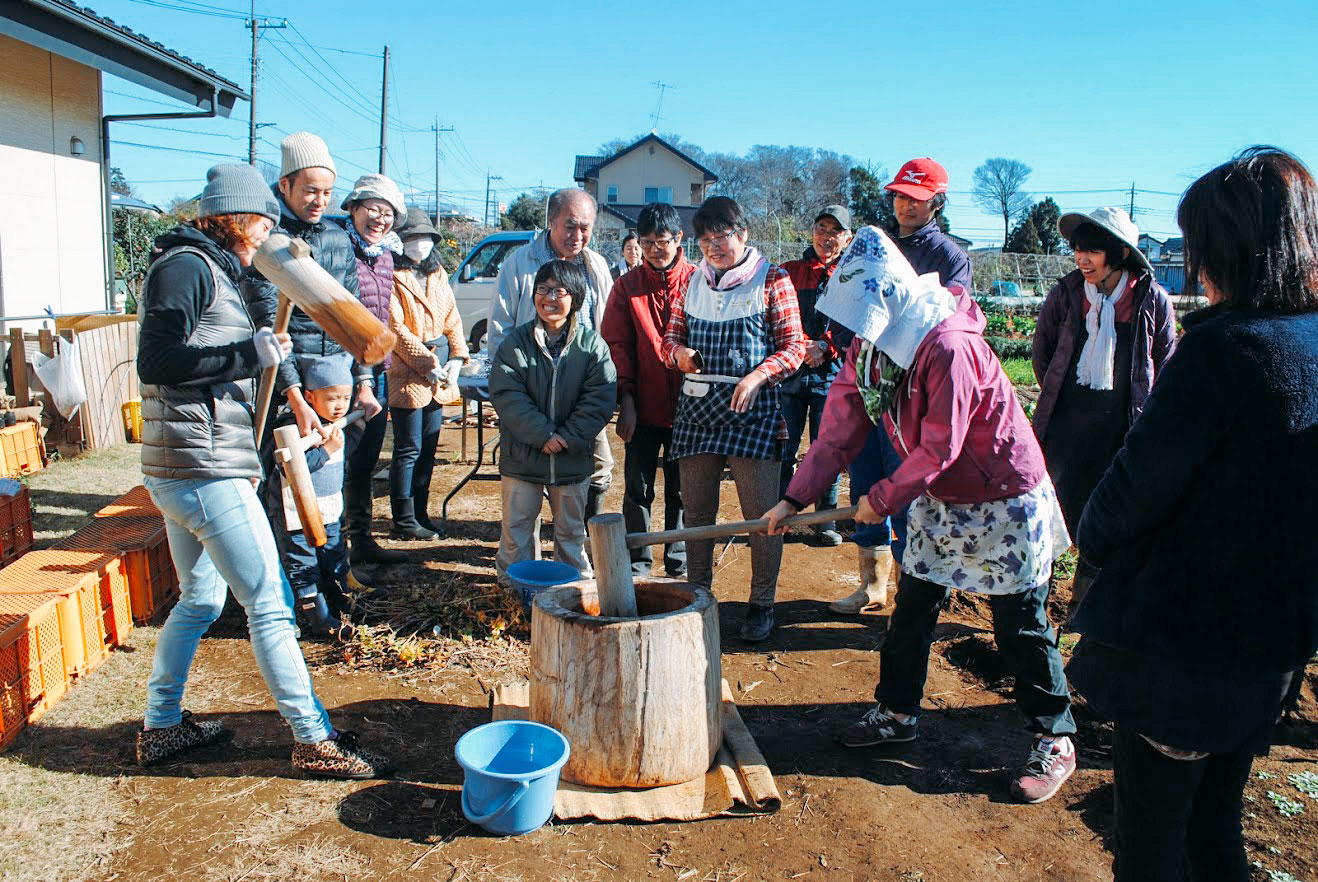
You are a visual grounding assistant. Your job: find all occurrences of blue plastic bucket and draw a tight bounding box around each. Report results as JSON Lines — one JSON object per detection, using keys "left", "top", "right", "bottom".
{"left": 506, "top": 560, "right": 579, "bottom": 608}
{"left": 454, "top": 720, "right": 571, "bottom": 836}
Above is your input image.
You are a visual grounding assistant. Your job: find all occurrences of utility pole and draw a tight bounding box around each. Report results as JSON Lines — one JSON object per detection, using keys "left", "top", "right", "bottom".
{"left": 431, "top": 115, "right": 453, "bottom": 223}
{"left": 1129, "top": 181, "right": 1137, "bottom": 218}
{"left": 378, "top": 45, "right": 390, "bottom": 174}
{"left": 245, "top": 5, "right": 286, "bottom": 165}
{"left": 484, "top": 170, "right": 503, "bottom": 227}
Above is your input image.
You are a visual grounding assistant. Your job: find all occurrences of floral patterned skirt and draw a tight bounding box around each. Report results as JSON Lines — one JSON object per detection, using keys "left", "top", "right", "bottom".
{"left": 902, "top": 476, "right": 1071, "bottom": 596}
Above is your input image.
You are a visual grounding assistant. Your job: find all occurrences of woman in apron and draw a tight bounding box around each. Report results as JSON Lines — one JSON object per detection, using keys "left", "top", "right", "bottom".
{"left": 661, "top": 196, "right": 806, "bottom": 642}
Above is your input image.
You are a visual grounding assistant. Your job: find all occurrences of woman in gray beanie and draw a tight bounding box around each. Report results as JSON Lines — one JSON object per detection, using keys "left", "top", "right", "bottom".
{"left": 134, "top": 163, "right": 391, "bottom": 779}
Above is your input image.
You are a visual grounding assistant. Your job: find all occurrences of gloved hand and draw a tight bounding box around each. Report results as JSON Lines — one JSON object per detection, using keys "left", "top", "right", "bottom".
{"left": 427, "top": 358, "right": 446, "bottom": 385}
{"left": 253, "top": 327, "right": 287, "bottom": 369}
{"left": 442, "top": 358, "right": 463, "bottom": 387}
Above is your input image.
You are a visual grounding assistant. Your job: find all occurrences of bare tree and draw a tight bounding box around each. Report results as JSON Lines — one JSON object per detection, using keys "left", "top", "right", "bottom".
{"left": 971, "top": 158, "right": 1032, "bottom": 249}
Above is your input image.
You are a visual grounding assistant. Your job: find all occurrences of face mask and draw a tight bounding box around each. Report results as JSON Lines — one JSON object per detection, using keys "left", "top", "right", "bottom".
{"left": 403, "top": 238, "right": 434, "bottom": 261}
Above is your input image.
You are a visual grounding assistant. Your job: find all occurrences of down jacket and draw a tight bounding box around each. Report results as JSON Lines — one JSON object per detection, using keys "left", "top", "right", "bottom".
{"left": 1031, "top": 268, "right": 1177, "bottom": 441}
{"left": 488, "top": 318, "right": 617, "bottom": 486}
{"left": 389, "top": 255, "right": 470, "bottom": 408}
{"left": 240, "top": 190, "right": 369, "bottom": 392}
{"left": 786, "top": 287, "right": 1046, "bottom": 514}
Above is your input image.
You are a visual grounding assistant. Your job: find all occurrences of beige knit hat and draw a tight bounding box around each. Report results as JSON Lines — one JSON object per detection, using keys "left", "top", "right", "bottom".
{"left": 280, "top": 131, "right": 336, "bottom": 179}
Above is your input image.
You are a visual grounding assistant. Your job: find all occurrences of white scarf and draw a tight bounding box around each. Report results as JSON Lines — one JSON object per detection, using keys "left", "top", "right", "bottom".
{"left": 1075, "top": 271, "right": 1128, "bottom": 390}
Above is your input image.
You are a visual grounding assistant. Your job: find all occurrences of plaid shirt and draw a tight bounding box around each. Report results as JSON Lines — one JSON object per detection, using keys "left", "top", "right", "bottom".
{"left": 661, "top": 262, "right": 806, "bottom": 383}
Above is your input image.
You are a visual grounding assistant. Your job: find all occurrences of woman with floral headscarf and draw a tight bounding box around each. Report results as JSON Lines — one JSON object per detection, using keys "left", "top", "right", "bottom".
{"left": 766, "top": 226, "right": 1077, "bottom": 805}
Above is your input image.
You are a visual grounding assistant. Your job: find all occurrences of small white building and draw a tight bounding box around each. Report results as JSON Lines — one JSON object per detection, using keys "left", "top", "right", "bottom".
{"left": 573, "top": 133, "right": 718, "bottom": 239}
{"left": 0, "top": 0, "right": 246, "bottom": 330}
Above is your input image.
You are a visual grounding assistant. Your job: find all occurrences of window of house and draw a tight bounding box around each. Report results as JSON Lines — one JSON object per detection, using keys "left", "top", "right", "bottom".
{"left": 644, "top": 186, "right": 674, "bottom": 204}
{"left": 606, "top": 185, "right": 618, "bottom": 204}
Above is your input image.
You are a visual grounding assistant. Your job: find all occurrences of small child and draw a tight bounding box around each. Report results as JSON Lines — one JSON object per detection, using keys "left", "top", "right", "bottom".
{"left": 264, "top": 353, "right": 354, "bottom": 639}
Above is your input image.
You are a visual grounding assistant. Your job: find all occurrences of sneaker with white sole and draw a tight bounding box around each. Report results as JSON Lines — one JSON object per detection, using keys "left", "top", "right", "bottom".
{"left": 1011, "top": 736, "right": 1077, "bottom": 804}
{"left": 837, "top": 704, "right": 918, "bottom": 747}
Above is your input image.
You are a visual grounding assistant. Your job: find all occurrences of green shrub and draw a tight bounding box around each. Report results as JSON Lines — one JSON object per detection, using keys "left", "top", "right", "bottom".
{"left": 987, "top": 336, "right": 1032, "bottom": 360}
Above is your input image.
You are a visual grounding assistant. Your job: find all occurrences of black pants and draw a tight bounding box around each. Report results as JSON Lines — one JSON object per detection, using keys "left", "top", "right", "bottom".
{"left": 876, "top": 573, "right": 1076, "bottom": 735}
{"left": 622, "top": 425, "right": 685, "bottom": 577}
{"left": 344, "top": 370, "right": 388, "bottom": 537}
{"left": 1111, "top": 726, "right": 1254, "bottom": 882}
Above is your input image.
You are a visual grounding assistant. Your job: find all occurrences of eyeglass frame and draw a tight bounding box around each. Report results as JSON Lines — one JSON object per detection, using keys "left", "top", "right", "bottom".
{"left": 533, "top": 284, "right": 573, "bottom": 300}
{"left": 360, "top": 204, "right": 396, "bottom": 222}
{"left": 638, "top": 235, "right": 679, "bottom": 250}
{"left": 696, "top": 228, "right": 744, "bottom": 249}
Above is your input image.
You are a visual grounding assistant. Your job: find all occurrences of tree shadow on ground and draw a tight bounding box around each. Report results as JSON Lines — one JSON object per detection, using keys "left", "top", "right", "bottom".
{"left": 28, "top": 487, "right": 123, "bottom": 544}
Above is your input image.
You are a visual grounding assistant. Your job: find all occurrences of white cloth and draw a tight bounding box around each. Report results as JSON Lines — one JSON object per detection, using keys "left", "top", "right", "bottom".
{"left": 1076, "top": 271, "right": 1129, "bottom": 390}
{"left": 815, "top": 226, "right": 956, "bottom": 369}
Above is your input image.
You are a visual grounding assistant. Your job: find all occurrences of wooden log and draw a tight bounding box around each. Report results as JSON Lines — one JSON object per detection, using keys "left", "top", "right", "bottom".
{"left": 272, "top": 423, "right": 327, "bottom": 547}
{"left": 252, "top": 232, "right": 395, "bottom": 366}
{"left": 587, "top": 513, "right": 637, "bottom": 617}
{"left": 625, "top": 504, "right": 859, "bottom": 550}
{"left": 8, "top": 330, "right": 28, "bottom": 407}
{"left": 530, "top": 581, "right": 722, "bottom": 788}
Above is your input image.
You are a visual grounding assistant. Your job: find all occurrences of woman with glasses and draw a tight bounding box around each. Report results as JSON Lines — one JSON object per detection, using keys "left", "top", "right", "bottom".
{"left": 489, "top": 260, "right": 617, "bottom": 586}
{"left": 661, "top": 196, "right": 807, "bottom": 642}
{"left": 339, "top": 175, "right": 422, "bottom": 542}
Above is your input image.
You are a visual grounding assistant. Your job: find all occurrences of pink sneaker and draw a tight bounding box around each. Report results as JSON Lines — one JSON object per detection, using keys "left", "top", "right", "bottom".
{"left": 1011, "top": 736, "right": 1076, "bottom": 804}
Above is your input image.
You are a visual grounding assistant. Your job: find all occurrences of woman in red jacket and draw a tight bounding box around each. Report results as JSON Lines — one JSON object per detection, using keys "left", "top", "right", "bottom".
{"left": 766, "top": 226, "right": 1076, "bottom": 804}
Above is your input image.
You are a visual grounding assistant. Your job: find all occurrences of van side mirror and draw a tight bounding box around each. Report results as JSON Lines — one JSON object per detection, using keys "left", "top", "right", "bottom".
{"left": 459, "top": 264, "right": 474, "bottom": 282}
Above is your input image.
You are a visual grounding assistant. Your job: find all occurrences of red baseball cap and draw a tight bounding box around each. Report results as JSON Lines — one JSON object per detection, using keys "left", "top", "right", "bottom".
{"left": 885, "top": 158, "right": 950, "bottom": 201}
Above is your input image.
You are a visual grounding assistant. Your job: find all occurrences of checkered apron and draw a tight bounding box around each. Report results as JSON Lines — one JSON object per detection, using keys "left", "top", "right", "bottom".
{"left": 672, "top": 261, "right": 782, "bottom": 461}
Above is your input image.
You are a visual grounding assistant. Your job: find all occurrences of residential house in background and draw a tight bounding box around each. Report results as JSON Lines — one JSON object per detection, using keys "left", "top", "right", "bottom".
{"left": 0, "top": 0, "right": 246, "bottom": 329}
{"left": 573, "top": 133, "right": 718, "bottom": 239}
{"left": 1138, "top": 233, "right": 1163, "bottom": 261}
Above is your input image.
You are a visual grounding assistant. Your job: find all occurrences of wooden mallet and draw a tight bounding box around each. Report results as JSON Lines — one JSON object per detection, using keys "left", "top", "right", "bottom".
{"left": 272, "top": 410, "right": 365, "bottom": 548}
{"left": 587, "top": 505, "right": 860, "bottom": 618}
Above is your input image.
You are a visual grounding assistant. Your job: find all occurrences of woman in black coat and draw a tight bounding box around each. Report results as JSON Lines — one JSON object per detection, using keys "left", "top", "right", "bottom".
{"left": 1067, "top": 147, "right": 1318, "bottom": 882}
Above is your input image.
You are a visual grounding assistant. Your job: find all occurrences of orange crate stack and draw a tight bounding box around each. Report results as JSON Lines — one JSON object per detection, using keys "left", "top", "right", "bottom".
{"left": 0, "top": 484, "right": 33, "bottom": 567}
{"left": 94, "top": 485, "right": 159, "bottom": 519}
{"left": 0, "top": 424, "right": 43, "bottom": 478}
{"left": 57, "top": 517, "right": 175, "bottom": 626}
{"left": 0, "top": 550, "right": 132, "bottom": 674}
{"left": 0, "top": 593, "right": 70, "bottom": 750}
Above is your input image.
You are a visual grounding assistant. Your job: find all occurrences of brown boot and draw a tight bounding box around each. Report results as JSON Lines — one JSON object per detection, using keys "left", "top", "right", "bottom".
{"left": 828, "top": 545, "right": 893, "bottom": 614}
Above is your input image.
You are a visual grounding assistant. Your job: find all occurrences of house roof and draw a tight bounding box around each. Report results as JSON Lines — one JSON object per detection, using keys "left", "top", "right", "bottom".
{"left": 1, "top": 0, "right": 248, "bottom": 115}
{"left": 574, "top": 133, "right": 718, "bottom": 184}
{"left": 601, "top": 203, "right": 702, "bottom": 239}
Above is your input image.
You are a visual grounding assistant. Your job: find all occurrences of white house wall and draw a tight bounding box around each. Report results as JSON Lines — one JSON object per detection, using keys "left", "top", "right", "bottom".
{"left": 596, "top": 144, "right": 704, "bottom": 207}
{"left": 0, "top": 33, "right": 107, "bottom": 329}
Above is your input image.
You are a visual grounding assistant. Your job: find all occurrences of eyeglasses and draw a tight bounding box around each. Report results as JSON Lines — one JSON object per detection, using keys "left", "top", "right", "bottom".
{"left": 813, "top": 223, "right": 849, "bottom": 241}
{"left": 638, "top": 237, "right": 676, "bottom": 250}
{"left": 362, "top": 205, "right": 395, "bottom": 221}
{"left": 696, "top": 229, "right": 741, "bottom": 249}
{"left": 534, "top": 285, "right": 571, "bottom": 300}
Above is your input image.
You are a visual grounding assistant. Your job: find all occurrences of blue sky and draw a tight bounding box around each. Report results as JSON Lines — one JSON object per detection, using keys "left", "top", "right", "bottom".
{"left": 97, "top": 0, "right": 1318, "bottom": 246}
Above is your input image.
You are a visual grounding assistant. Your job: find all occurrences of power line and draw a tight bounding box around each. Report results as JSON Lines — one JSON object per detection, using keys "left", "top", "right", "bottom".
{"left": 263, "top": 38, "right": 380, "bottom": 127}
{"left": 266, "top": 33, "right": 380, "bottom": 121}
{"left": 121, "top": 0, "right": 249, "bottom": 19}
{"left": 287, "top": 24, "right": 384, "bottom": 119}
{"left": 117, "top": 120, "right": 247, "bottom": 140}
{"left": 115, "top": 140, "right": 247, "bottom": 160}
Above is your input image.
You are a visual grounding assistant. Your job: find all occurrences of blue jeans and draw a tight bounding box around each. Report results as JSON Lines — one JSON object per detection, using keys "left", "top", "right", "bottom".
{"left": 780, "top": 377, "right": 840, "bottom": 513}
{"left": 848, "top": 424, "right": 907, "bottom": 561}
{"left": 143, "top": 476, "right": 332, "bottom": 743}
{"left": 623, "top": 425, "right": 685, "bottom": 577}
{"left": 389, "top": 402, "right": 442, "bottom": 501}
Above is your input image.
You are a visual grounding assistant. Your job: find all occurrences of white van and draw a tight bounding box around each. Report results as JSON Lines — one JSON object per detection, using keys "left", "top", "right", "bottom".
{"left": 450, "top": 230, "right": 536, "bottom": 352}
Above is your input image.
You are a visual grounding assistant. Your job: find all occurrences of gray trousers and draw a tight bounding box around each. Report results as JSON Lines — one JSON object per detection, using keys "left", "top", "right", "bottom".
{"left": 678, "top": 453, "right": 782, "bottom": 606}
{"left": 496, "top": 476, "right": 591, "bottom": 583}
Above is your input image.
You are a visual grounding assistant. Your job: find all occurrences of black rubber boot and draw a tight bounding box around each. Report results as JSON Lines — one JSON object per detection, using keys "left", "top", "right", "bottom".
{"left": 390, "top": 497, "right": 437, "bottom": 540}
{"left": 585, "top": 483, "right": 607, "bottom": 522}
{"left": 739, "top": 604, "right": 776, "bottom": 643}
{"left": 294, "top": 590, "right": 346, "bottom": 641}
{"left": 346, "top": 478, "right": 406, "bottom": 564}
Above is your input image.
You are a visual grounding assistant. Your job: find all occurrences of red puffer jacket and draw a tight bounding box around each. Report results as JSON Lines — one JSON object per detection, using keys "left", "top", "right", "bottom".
{"left": 600, "top": 254, "right": 696, "bottom": 428}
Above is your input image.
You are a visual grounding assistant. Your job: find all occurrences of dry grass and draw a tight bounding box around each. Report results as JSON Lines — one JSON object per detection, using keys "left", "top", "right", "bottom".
{"left": 24, "top": 443, "right": 145, "bottom": 547}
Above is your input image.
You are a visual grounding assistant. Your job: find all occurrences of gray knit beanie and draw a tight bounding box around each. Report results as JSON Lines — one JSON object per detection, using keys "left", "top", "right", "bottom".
{"left": 198, "top": 164, "right": 280, "bottom": 221}
{"left": 280, "top": 131, "right": 336, "bottom": 179}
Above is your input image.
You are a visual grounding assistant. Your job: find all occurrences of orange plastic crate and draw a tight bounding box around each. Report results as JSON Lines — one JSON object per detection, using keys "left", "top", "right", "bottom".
{"left": 94, "top": 485, "right": 159, "bottom": 519}
{"left": 0, "top": 486, "right": 33, "bottom": 567}
{"left": 57, "top": 517, "right": 175, "bottom": 626}
{"left": 0, "top": 593, "right": 70, "bottom": 749}
{"left": 0, "top": 424, "right": 43, "bottom": 477}
{"left": 0, "top": 550, "right": 131, "bottom": 672}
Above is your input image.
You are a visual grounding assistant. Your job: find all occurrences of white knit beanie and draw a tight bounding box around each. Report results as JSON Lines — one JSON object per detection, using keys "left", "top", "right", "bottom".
{"left": 280, "top": 131, "right": 336, "bottom": 179}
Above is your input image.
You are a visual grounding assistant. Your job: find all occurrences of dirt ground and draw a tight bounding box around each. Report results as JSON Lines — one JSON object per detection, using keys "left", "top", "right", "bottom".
{"left": 3, "top": 423, "right": 1315, "bottom": 882}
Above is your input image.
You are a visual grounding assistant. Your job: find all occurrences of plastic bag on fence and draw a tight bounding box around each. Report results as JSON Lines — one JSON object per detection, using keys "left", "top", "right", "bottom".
{"left": 34, "top": 336, "right": 87, "bottom": 420}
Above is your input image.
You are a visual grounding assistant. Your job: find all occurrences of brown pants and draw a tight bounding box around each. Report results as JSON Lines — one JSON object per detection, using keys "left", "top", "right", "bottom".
{"left": 678, "top": 453, "right": 782, "bottom": 607}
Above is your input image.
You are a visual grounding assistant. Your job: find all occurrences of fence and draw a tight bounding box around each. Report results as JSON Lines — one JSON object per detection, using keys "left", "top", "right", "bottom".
{"left": 971, "top": 253, "right": 1075, "bottom": 298}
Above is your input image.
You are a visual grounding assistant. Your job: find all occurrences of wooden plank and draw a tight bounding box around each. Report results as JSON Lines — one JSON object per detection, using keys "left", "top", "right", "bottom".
{"left": 8, "top": 330, "right": 28, "bottom": 407}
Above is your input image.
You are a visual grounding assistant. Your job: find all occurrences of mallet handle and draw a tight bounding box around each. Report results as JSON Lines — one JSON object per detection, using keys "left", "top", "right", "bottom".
{"left": 273, "top": 410, "right": 365, "bottom": 464}
{"left": 624, "top": 505, "right": 860, "bottom": 550}
{"left": 252, "top": 293, "right": 294, "bottom": 447}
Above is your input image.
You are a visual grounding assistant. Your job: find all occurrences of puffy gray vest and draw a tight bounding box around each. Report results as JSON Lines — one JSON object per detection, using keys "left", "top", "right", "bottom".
{"left": 139, "top": 246, "right": 260, "bottom": 480}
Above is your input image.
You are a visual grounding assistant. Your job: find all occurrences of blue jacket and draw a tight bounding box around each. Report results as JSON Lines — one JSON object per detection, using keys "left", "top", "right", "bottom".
{"left": 895, "top": 221, "right": 972, "bottom": 291}
{"left": 1069, "top": 304, "right": 1318, "bottom": 752}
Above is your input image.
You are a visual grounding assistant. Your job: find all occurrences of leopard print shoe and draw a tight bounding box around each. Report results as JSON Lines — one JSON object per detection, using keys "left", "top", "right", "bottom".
{"left": 135, "top": 711, "right": 233, "bottom": 767}
{"left": 291, "top": 731, "right": 392, "bottom": 780}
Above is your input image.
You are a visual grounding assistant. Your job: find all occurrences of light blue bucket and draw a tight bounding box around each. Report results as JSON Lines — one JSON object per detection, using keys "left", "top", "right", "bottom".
{"left": 506, "top": 560, "right": 580, "bottom": 608}
{"left": 454, "top": 720, "right": 571, "bottom": 836}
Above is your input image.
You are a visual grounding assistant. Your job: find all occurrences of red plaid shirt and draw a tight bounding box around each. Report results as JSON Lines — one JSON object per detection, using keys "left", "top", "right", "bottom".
{"left": 661, "top": 263, "right": 806, "bottom": 384}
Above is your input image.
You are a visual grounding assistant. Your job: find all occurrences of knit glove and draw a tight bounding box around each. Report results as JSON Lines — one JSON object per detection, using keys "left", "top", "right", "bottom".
{"left": 252, "top": 327, "right": 285, "bottom": 369}
{"left": 442, "top": 358, "right": 463, "bottom": 387}
{"left": 427, "top": 360, "right": 446, "bottom": 385}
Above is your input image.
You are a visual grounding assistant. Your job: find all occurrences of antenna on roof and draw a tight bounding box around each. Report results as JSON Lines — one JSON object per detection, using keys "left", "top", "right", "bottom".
{"left": 649, "top": 81, "right": 675, "bottom": 131}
